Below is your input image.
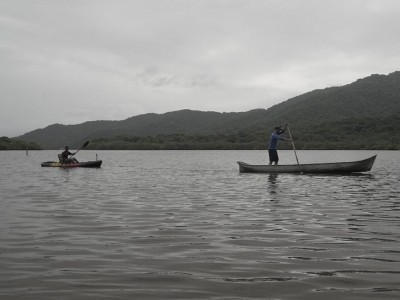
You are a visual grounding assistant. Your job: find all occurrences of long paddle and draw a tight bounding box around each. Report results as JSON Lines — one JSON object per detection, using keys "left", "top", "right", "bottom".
{"left": 69, "top": 141, "right": 89, "bottom": 159}
{"left": 286, "top": 126, "right": 302, "bottom": 173}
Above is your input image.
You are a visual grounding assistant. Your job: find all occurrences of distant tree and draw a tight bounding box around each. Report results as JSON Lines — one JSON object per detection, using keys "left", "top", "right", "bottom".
{"left": 0, "top": 136, "right": 42, "bottom": 150}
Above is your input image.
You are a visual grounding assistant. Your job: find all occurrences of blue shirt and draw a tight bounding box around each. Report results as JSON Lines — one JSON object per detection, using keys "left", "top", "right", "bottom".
{"left": 268, "top": 132, "right": 284, "bottom": 150}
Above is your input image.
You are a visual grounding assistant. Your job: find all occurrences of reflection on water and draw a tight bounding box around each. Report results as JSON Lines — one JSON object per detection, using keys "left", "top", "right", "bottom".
{"left": 0, "top": 150, "right": 399, "bottom": 300}
{"left": 267, "top": 174, "right": 279, "bottom": 195}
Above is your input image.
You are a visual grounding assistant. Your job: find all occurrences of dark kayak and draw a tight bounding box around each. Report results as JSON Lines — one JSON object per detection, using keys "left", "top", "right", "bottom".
{"left": 41, "top": 160, "right": 102, "bottom": 168}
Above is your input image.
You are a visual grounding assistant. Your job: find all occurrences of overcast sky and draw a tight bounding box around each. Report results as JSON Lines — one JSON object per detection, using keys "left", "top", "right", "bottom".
{"left": 1, "top": 0, "right": 399, "bottom": 137}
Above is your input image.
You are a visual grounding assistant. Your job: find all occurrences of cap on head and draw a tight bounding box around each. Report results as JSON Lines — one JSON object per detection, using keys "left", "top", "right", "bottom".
{"left": 275, "top": 126, "right": 281, "bottom": 130}
{"left": 65, "top": 146, "right": 69, "bottom": 150}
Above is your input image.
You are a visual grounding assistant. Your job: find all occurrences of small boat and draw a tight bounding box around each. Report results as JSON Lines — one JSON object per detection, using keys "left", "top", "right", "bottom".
{"left": 237, "top": 155, "right": 376, "bottom": 174}
{"left": 41, "top": 160, "right": 102, "bottom": 168}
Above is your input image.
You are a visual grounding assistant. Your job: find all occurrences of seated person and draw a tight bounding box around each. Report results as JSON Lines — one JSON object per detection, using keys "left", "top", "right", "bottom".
{"left": 60, "top": 146, "right": 79, "bottom": 163}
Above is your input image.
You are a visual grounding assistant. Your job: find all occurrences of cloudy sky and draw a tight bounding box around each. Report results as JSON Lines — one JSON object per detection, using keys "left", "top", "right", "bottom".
{"left": 1, "top": 0, "right": 399, "bottom": 137}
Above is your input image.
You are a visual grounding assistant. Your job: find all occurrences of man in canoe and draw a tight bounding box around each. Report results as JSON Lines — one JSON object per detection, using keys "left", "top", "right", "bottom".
{"left": 268, "top": 124, "right": 291, "bottom": 165}
{"left": 60, "top": 146, "right": 79, "bottom": 164}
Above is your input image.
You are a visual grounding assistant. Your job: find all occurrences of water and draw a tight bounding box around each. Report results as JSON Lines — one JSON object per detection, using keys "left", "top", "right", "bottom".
{"left": 0, "top": 150, "right": 399, "bottom": 300}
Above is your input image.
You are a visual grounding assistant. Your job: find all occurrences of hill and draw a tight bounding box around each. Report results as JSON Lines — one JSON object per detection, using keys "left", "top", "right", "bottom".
{"left": 16, "top": 71, "right": 400, "bottom": 150}
{"left": 16, "top": 109, "right": 274, "bottom": 149}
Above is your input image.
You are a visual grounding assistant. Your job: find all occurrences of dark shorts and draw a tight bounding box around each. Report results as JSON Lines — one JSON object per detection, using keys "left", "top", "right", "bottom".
{"left": 268, "top": 149, "right": 279, "bottom": 163}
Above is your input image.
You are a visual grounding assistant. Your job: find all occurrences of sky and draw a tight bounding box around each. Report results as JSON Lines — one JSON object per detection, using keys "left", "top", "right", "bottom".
{"left": 1, "top": 0, "right": 399, "bottom": 137}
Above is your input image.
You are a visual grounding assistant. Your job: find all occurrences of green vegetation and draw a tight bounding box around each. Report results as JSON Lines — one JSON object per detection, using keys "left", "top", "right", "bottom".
{"left": 0, "top": 136, "right": 42, "bottom": 150}
{"left": 291, "top": 116, "right": 400, "bottom": 150}
{"left": 15, "top": 71, "right": 400, "bottom": 150}
{"left": 86, "top": 114, "right": 400, "bottom": 151}
{"left": 87, "top": 133, "right": 265, "bottom": 150}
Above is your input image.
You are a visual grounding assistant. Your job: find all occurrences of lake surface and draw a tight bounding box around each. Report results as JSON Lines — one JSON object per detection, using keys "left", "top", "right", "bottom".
{"left": 0, "top": 150, "right": 399, "bottom": 300}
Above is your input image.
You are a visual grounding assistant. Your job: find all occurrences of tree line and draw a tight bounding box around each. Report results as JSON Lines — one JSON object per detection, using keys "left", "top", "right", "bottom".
{"left": 0, "top": 137, "right": 42, "bottom": 150}
{"left": 85, "top": 119, "right": 400, "bottom": 151}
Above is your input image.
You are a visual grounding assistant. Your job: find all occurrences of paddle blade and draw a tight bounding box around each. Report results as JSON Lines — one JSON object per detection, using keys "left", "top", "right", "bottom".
{"left": 82, "top": 141, "right": 89, "bottom": 148}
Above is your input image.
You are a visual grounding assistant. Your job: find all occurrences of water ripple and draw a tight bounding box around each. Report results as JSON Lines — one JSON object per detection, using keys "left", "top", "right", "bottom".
{"left": 1, "top": 150, "right": 399, "bottom": 299}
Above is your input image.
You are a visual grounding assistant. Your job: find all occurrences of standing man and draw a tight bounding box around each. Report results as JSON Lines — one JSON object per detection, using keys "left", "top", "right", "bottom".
{"left": 268, "top": 124, "right": 291, "bottom": 165}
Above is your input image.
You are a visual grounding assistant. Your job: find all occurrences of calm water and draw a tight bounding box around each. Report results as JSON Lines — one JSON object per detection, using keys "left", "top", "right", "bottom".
{"left": 0, "top": 150, "right": 399, "bottom": 300}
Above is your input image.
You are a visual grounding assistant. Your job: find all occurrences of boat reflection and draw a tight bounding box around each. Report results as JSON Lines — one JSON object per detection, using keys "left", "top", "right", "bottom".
{"left": 267, "top": 173, "right": 279, "bottom": 195}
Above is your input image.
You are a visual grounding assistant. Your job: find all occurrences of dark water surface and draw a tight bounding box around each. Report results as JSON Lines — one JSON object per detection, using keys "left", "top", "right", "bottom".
{"left": 1, "top": 150, "right": 399, "bottom": 300}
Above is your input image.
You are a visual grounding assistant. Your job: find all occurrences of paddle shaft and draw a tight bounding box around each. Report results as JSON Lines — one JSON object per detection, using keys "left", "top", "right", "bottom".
{"left": 286, "top": 126, "right": 302, "bottom": 172}
{"left": 69, "top": 141, "right": 89, "bottom": 159}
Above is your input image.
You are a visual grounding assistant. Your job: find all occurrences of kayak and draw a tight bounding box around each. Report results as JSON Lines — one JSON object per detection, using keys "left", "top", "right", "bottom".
{"left": 41, "top": 160, "right": 102, "bottom": 168}
{"left": 237, "top": 155, "right": 376, "bottom": 174}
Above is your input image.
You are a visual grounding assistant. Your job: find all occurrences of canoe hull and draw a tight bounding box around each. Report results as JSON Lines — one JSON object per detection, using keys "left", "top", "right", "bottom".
{"left": 41, "top": 160, "right": 102, "bottom": 168}
{"left": 237, "top": 155, "right": 376, "bottom": 174}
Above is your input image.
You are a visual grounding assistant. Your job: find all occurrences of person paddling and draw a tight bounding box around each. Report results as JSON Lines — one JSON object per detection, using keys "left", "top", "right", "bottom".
{"left": 61, "top": 146, "right": 79, "bottom": 164}
{"left": 268, "top": 124, "right": 291, "bottom": 165}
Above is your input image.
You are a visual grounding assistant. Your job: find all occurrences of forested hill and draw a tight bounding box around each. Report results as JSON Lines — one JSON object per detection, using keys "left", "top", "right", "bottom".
{"left": 16, "top": 71, "right": 400, "bottom": 150}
